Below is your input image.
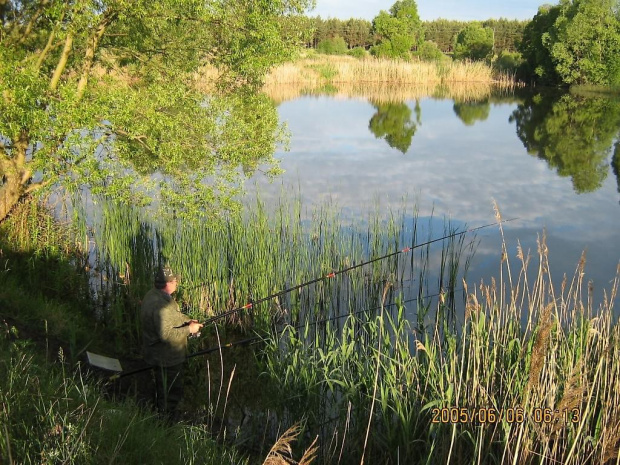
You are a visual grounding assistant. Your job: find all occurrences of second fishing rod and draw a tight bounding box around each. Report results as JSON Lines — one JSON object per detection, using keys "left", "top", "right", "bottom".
{"left": 184, "top": 218, "right": 517, "bottom": 328}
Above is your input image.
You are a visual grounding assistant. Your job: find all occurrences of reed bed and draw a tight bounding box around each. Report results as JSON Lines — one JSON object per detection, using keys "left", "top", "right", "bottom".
{"left": 259, "top": 216, "right": 620, "bottom": 464}
{"left": 264, "top": 56, "right": 516, "bottom": 87}
{"left": 78, "top": 195, "right": 472, "bottom": 459}
{"left": 40, "top": 192, "right": 620, "bottom": 464}
{"left": 194, "top": 55, "right": 518, "bottom": 103}
{"left": 88, "top": 196, "right": 461, "bottom": 344}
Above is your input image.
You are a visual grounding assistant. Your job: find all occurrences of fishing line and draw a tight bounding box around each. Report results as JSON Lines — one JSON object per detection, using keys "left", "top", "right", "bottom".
{"left": 193, "top": 218, "right": 517, "bottom": 327}
{"left": 108, "top": 287, "right": 459, "bottom": 381}
{"left": 109, "top": 219, "right": 516, "bottom": 381}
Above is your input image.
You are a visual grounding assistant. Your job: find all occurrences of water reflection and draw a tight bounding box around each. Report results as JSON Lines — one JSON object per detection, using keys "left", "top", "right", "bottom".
{"left": 453, "top": 99, "right": 491, "bottom": 126}
{"left": 613, "top": 142, "right": 620, "bottom": 197}
{"left": 509, "top": 92, "right": 620, "bottom": 194}
{"left": 368, "top": 100, "right": 421, "bottom": 153}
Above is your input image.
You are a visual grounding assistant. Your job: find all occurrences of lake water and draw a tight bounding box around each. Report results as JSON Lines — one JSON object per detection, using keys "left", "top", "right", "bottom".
{"left": 249, "top": 88, "right": 620, "bottom": 314}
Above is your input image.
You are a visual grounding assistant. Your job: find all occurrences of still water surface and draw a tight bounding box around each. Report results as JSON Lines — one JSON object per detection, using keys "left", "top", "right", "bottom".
{"left": 250, "top": 89, "right": 620, "bottom": 313}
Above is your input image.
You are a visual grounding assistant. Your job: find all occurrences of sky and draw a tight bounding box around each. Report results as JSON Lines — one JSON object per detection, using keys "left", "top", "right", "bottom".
{"left": 309, "top": 0, "right": 547, "bottom": 22}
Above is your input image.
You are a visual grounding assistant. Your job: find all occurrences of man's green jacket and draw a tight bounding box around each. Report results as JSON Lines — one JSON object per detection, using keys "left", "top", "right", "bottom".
{"left": 141, "top": 288, "right": 191, "bottom": 367}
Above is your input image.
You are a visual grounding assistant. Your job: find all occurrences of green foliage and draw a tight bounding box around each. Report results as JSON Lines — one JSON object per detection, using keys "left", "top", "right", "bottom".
{"left": 452, "top": 100, "right": 491, "bottom": 126}
{"left": 0, "top": 0, "right": 313, "bottom": 222}
{"left": 453, "top": 22, "right": 494, "bottom": 61}
{"left": 550, "top": 0, "right": 620, "bottom": 86}
{"left": 520, "top": 0, "right": 620, "bottom": 86}
{"left": 317, "top": 35, "right": 348, "bottom": 55}
{"left": 494, "top": 50, "right": 524, "bottom": 73}
{"left": 510, "top": 91, "right": 620, "bottom": 193}
{"left": 368, "top": 101, "right": 420, "bottom": 153}
{"left": 424, "top": 18, "right": 527, "bottom": 54}
{"left": 371, "top": 0, "right": 423, "bottom": 59}
{"left": 519, "top": 4, "right": 562, "bottom": 85}
{"left": 415, "top": 40, "right": 448, "bottom": 62}
{"left": 344, "top": 18, "right": 372, "bottom": 48}
{"left": 347, "top": 46, "right": 369, "bottom": 58}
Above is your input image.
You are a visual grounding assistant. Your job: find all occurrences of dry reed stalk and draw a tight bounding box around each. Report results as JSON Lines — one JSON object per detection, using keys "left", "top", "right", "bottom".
{"left": 218, "top": 364, "right": 236, "bottom": 438}
{"left": 262, "top": 422, "right": 318, "bottom": 465}
{"left": 263, "top": 55, "right": 515, "bottom": 87}
{"left": 338, "top": 401, "right": 352, "bottom": 464}
{"left": 298, "top": 436, "right": 319, "bottom": 465}
{"left": 465, "top": 292, "right": 480, "bottom": 321}
{"left": 551, "top": 359, "right": 587, "bottom": 435}
{"left": 526, "top": 303, "right": 554, "bottom": 398}
{"left": 601, "top": 411, "right": 620, "bottom": 463}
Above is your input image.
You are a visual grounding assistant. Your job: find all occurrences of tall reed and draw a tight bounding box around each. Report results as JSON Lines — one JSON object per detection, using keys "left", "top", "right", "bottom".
{"left": 260, "top": 214, "right": 620, "bottom": 464}
{"left": 264, "top": 56, "right": 517, "bottom": 87}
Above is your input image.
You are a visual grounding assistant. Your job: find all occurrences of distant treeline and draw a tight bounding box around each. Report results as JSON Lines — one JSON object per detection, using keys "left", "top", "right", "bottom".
{"left": 292, "top": 16, "right": 528, "bottom": 54}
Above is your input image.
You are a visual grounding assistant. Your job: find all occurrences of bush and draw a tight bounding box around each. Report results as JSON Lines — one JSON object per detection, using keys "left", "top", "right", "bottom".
{"left": 347, "top": 47, "right": 368, "bottom": 58}
{"left": 453, "top": 23, "right": 494, "bottom": 61}
{"left": 317, "top": 36, "right": 348, "bottom": 55}
{"left": 415, "top": 40, "right": 448, "bottom": 62}
{"left": 494, "top": 50, "right": 523, "bottom": 73}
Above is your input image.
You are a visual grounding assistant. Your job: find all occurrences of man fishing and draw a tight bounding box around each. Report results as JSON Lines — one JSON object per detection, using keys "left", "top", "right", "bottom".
{"left": 140, "top": 265, "right": 203, "bottom": 419}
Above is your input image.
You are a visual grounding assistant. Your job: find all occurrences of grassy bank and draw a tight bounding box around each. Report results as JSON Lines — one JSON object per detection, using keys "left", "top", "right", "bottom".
{"left": 0, "top": 333, "right": 249, "bottom": 465}
{"left": 0, "top": 200, "right": 251, "bottom": 464}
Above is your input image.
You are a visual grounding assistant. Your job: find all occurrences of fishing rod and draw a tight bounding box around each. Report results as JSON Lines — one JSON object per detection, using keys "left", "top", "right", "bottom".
{"left": 106, "top": 219, "right": 515, "bottom": 381}
{"left": 106, "top": 337, "right": 259, "bottom": 381}
{"left": 107, "top": 287, "right": 454, "bottom": 381}
{"left": 193, "top": 218, "right": 517, "bottom": 327}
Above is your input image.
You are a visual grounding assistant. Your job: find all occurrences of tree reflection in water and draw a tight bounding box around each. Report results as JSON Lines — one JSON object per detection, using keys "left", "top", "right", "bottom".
{"left": 613, "top": 142, "right": 620, "bottom": 200}
{"left": 368, "top": 100, "right": 421, "bottom": 154}
{"left": 453, "top": 100, "right": 491, "bottom": 126}
{"left": 510, "top": 92, "right": 620, "bottom": 194}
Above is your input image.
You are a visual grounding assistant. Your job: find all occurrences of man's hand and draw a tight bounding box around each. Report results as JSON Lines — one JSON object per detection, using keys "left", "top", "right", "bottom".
{"left": 188, "top": 320, "right": 203, "bottom": 335}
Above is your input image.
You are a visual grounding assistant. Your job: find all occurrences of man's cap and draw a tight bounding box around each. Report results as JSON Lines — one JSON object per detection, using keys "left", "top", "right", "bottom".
{"left": 155, "top": 265, "right": 179, "bottom": 286}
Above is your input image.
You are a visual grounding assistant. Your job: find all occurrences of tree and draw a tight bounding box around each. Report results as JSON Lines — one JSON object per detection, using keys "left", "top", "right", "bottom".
{"left": 549, "top": 0, "right": 620, "bottom": 86}
{"left": 518, "top": 4, "right": 562, "bottom": 85}
{"left": 482, "top": 18, "right": 528, "bottom": 53}
{"left": 317, "top": 36, "right": 348, "bottom": 55}
{"left": 415, "top": 40, "right": 447, "bottom": 61}
{"left": 423, "top": 19, "right": 466, "bottom": 52}
{"left": 453, "top": 22, "right": 494, "bottom": 61}
{"left": 520, "top": 0, "right": 620, "bottom": 86}
{"left": 343, "top": 18, "right": 371, "bottom": 49}
{"left": 371, "top": 0, "right": 423, "bottom": 59}
{"left": 0, "top": 0, "right": 313, "bottom": 222}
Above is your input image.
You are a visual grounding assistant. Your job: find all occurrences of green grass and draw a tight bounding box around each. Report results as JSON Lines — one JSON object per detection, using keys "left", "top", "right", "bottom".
{"left": 0, "top": 333, "right": 248, "bottom": 465}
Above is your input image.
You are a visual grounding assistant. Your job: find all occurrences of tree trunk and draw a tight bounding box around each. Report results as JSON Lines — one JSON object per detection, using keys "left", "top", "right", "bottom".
{"left": 0, "top": 173, "right": 24, "bottom": 223}
{"left": 0, "top": 132, "right": 31, "bottom": 223}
